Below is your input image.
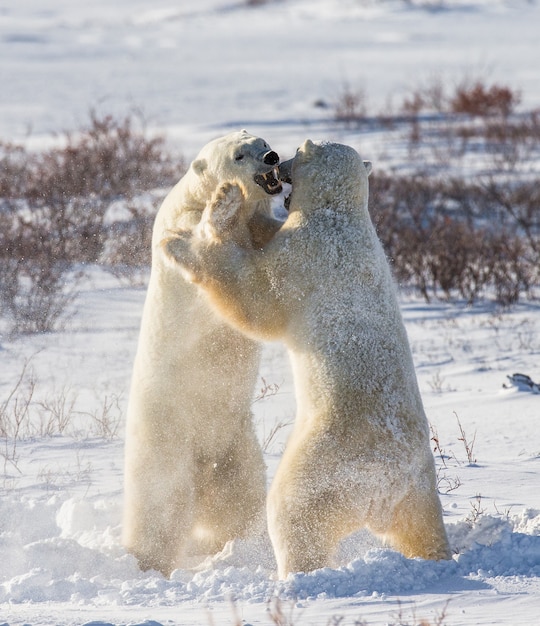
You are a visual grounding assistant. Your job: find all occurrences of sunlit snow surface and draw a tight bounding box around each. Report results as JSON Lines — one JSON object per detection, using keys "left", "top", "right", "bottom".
{"left": 1, "top": 1, "right": 540, "bottom": 625}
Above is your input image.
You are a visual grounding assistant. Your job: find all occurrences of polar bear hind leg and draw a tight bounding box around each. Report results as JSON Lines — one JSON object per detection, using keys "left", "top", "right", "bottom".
{"left": 123, "top": 457, "right": 197, "bottom": 575}
{"left": 267, "top": 436, "right": 366, "bottom": 578}
{"left": 191, "top": 431, "right": 266, "bottom": 554}
{"left": 382, "top": 479, "right": 451, "bottom": 561}
{"left": 268, "top": 481, "right": 362, "bottom": 578}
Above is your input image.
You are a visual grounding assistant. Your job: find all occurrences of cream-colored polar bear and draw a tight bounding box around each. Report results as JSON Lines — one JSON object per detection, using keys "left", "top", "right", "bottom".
{"left": 163, "top": 139, "right": 451, "bottom": 579}
{"left": 123, "top": 131, "right": 283, "bottom": 577}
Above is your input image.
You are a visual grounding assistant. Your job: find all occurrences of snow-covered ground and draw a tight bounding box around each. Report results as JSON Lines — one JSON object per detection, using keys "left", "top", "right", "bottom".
{"left": 1, "top": 1, "right": 540, "bottom": 625}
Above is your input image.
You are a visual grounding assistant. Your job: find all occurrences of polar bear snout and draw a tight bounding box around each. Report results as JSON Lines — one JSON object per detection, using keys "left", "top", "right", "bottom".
{"left": 277, "top": 158, "right": 293, "bottom": 184}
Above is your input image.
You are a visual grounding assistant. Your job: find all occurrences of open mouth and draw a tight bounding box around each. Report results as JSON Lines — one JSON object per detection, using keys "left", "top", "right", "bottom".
{"left": 254, "top": 168, "right": 282, "bottom": 195}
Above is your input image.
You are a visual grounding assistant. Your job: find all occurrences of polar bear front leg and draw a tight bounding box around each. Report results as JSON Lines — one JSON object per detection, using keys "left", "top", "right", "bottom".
{"left": 202, "top": 180, "right": 283, "bottom": 248}
{"left": 162, "top": 182, "right": 249, "bottom": 282}
{"left": 161, "top": 230, "right": 203, "bottom": 284}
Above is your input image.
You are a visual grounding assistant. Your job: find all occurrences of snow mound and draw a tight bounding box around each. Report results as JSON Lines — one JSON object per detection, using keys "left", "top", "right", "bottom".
{"left": 2, "top": 495, "right": 540, "bottom": 605}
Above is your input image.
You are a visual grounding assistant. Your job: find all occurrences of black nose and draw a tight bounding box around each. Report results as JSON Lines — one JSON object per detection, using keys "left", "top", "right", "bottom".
{"left": 263, "top": 150, "right": 279, "bottom": 166}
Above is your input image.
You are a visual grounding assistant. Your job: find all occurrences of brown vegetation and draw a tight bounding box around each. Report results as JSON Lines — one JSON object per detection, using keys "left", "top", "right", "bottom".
{"left": 332, "top": 77, "right": 539, "bottom": 305}
{"left": 0, "top": 111, "right": 184, "bottom": 334}
{"left": 369, "top": 172, "right": 539, "bottom": 305}
{"left": 1, "top": 80, "right": 539, "bottom": 335}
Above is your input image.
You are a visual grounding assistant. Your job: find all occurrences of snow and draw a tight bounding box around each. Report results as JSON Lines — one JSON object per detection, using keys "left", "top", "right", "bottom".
{"left": 2, "top": 1, "right": 540, "bottom": 624}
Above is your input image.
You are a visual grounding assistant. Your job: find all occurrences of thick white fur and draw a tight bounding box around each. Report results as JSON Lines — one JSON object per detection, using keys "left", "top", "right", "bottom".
{"left": 163, "top": 140, "right": 451, "bottom": 579}
{"left": 122, "top": 131, "right": 282, "bottom": 577}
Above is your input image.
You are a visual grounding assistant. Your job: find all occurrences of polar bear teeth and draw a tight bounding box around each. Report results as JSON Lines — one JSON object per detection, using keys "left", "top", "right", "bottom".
{"left": 254, "top": 168, "right": 282, "bottom": 195}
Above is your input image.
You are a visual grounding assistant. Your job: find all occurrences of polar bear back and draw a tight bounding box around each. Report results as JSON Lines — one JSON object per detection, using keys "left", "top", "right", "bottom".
{"left": 268, "top": 208, "right": 427, "bottom": 448}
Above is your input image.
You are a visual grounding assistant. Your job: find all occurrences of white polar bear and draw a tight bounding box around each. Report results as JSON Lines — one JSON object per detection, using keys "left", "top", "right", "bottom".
{"left": 122, "top": 131, "right": 283, "bottom": 577}
{"left": 163, "top": 139, "right": 451, "bottom": 579}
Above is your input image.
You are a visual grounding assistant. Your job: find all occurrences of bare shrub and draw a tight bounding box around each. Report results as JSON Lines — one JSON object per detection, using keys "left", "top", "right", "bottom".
{"left": 400, "top": 77, "right": 447, "bottom": 145}
{"left": 36, "top": 386, "right": 78, "bottom": 437}
{"left": 83, "top": 393, "right": 123, "bottom": 440}
{"left": 267, "top": 597, "right": 301, "bottom": 626}
{"left": 4, "top": 111, "right": 181, "bottom": 265}
{"left": 253, "top": 377, "right": 281, "bottom": 403}
{"left": 0, "top": 111, "right": 183, "bottom": 333}
{"left": 482, "top": 178, "right": 540, "bottom": 260}
{"left": 369, "top": 172, "right": 448, "bottom": 301}
{"left": 400, "top": 76, "right": 520, "bottom": 119}
{"left": 0, "top": 207, "right": 78, "bottom": 336}
{"left": 334, "top": 83, "right": 368, "bottom": 126}
{"left": 483, "top": 110, "right": 540, "bottom": 157}
{"left": 36, "top": 111, "right": 179, "bottom": 203}
{"left": 1, "top": 359, "right": 36, "bottom": 477}
{"left": 369, "top": 170, "right": 537, "bottom": 305}
{"left": 0, "top": 141, "right": 29, "bottom": 198}
{"left": 455, "top": 412, "right": 477, "bottom": 465}
{"left": 0, "top": 259, "right": 78, "bottom": 335}
{"left": 394, "top": 77, "right": 529, "bottom": 163}
{"left": 450, "top": 80, "right": 521, "bottom": 118}
{"left": 399, "top": 75, "right": 449, "bottom": 119}
{"left": 0, "top": 205, "right": 82, "bottom": 334}
{"left": 465, "top": 494, "right": 485, "bottom": 527}
{"left": 390, "top": 598, "right": 450, "bottom": 626}
{"left": 101, "top": 206, "right": 155, "bottom": 286}
{"left": 1, "top": 359, "right": 124, "bottom": 464}
{"left": 488, "top": 234, "right": 532, "bottom": 306}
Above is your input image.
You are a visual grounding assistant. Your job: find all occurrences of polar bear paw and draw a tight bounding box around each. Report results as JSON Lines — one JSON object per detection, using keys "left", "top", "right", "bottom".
{"left": 199, "top": 181, "right": 248, "bottom": 241}
{"left": 161, "top": 230, "right": 201, "bottom": 283}
{"left": 213, "top": 181, "right": 246, "bottom": 217}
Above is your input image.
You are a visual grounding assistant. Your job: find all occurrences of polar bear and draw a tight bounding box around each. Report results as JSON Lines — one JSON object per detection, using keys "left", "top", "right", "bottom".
{"left": 122, "top": 131, "right": 283, "bottom": 577}
{"left": 162, "top": 139, "right": 451, "bottom": 579}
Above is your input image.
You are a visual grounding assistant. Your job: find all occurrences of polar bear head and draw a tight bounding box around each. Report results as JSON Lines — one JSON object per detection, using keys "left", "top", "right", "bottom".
{"left": 189, "top": 130, "right": 282, "bottom": 202}
{"left": 281, "top": 139, "right": 372, "bottom": 213}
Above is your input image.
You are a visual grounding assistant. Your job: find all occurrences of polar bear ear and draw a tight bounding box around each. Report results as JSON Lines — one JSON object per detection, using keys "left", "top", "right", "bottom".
{"left": 192, "top": 159, "right": 207, "bottom": 176}
{"left": 302, "top": 139, "right": 317, "bottom": 158}
{"left": 363, "top": 160, "right": 373, "bottom": 177}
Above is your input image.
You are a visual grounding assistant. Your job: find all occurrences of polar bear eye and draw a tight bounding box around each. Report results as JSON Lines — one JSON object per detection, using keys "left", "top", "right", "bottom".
{"left": 235, "top": 153, "right": 245, "bottom": 161}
